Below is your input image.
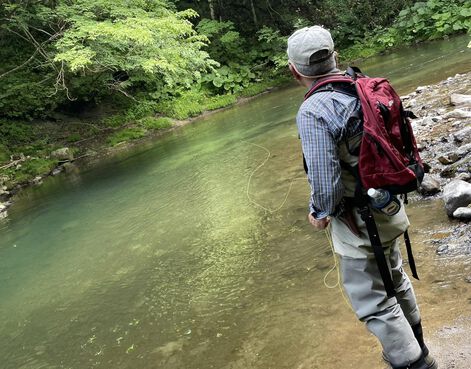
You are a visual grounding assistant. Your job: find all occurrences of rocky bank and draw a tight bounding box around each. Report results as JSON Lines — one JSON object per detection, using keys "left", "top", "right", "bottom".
{"left": 400, "top": 71, "right": 471, "bottom": 257}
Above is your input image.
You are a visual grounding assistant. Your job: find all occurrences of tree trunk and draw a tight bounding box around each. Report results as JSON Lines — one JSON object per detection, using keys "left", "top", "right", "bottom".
{"left": 208, "top": 0, "right": 216, "bottom": 20}
{"left": 218, "top": 0, "right": 223, "bottom": 21}
{"left": 249, "top": 0, "right": 258, "bottom": 27}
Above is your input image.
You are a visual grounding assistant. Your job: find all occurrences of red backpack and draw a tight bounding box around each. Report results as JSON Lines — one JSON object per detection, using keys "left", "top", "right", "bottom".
{"left": 304, "top": 66, "right": 424, "bottom": 195}
{"left": 303, "top": 67, "right": 425, "bottom": 298}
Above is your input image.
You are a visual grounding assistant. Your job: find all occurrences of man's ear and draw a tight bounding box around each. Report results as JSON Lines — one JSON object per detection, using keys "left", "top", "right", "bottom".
{"left": 289, "top": 63, "right": 301, "bottom": 81}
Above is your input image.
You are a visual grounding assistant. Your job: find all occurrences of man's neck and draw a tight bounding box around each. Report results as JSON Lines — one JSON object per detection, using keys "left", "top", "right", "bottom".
{"left": 300, "top": 68, "right": 343, "bottom": 88}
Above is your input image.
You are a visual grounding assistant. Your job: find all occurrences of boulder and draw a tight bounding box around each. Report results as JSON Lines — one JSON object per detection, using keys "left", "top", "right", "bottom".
{"left": 456, "top": 143, "right": 471, "bottom": 157}
{"left": 444, "top": 109, "right": 471, "bottom": 120}
{"left": 452, "top": 126, "right": 471, "bottom": 144}
{"left": 51, "top": 147, "right": 74, "bottom": 161}
{"left": 418, "top": 174, "right": 441, "bottom": 195}
{"left": 450, "top": 94, "right": 471, "bottom": 107}
{"left": 443, "top": 180, "right": 471, "bottom": 216}
{"left": 453, "top": 206, "right": 471, "bottom": 220}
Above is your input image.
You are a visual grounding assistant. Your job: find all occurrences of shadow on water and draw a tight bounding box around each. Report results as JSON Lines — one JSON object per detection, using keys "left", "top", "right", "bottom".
{"left": 0, "top": 35, "right": 470, "bottom": 369}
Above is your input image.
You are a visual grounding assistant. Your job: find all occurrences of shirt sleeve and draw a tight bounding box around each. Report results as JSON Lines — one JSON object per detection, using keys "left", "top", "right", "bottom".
{"left": 296, "top": 106, "right": 344, "bottom": 219}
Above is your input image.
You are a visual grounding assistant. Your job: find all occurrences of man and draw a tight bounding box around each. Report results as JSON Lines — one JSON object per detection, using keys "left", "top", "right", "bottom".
{"left": 287, "top": 26, "right": 437, "bottom": 369}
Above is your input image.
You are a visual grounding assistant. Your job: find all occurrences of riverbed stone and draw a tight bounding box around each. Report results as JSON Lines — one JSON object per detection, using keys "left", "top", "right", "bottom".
{"left": 31, "top": 176, "right": 43, "bottom": 186}
{"left": 453, "top": 206, "right": 471, "bottom": 220}
{"left": 436, "top": 244, "right": 449, "bottom": 255}
{"left": 456, "top": 143, "right": 471, "bottom": 157}
{"left": 452, "top": 126, "right": 471, "bottom": 144}
{"left": 445, "top": 109, "right": 471, "bottom": 120}
{"left": 438, "top": 152, "right": 461, "bottom": 165}
{"left": 450, "top": 94, "right": 471, "bottom": 107}
{"left": 443, "top": 180, "right": 471, "bottom": 216}
{"left": 456, "top": 172, "right": 471, "bottom": 182}
{"left": 51, "top": 166, "right": 64, "bottom": 176}
{"left": 51, "top": 147, "right": 74, "bottom": 161}
{"left": 418, "top": 174, "right": 441, "bottom": 195}
{"left": 440, "top": 156, "right": 471, "bottom": 178}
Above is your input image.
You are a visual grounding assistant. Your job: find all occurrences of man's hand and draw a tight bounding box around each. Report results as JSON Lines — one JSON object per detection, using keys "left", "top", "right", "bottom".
{"left": 308, "top": 213, "right": 330, "bottom": 230}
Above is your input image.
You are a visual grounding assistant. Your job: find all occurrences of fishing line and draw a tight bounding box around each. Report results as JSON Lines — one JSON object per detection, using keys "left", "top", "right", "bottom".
{"left": 244, "top": 140, "right": 305, "bottom": 213}
{"left": 244, "top": 140, "right": 352, "bottom": 310}
{"left": 324, "top": 224, "right": 354, "bottom": 312}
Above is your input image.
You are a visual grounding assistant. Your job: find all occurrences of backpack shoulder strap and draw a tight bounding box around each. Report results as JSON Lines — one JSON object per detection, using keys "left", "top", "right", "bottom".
{"left": 304, "top": 75, "right": 355, "bottom": 100}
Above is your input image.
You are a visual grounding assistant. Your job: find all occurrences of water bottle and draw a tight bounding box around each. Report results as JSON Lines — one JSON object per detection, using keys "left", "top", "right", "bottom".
{"left": 367, "top": 188, "right": 401, "bottom": 216}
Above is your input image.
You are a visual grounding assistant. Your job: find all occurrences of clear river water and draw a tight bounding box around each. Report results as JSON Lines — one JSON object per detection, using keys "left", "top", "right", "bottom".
{"left": 1, "top": 35, "right": 471, "bottom": 369}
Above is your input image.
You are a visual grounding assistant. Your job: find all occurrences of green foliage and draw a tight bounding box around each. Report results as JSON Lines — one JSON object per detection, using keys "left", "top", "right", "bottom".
{"left": 21, "top": 158, "right": 58, "bottom": 178}
{"left": 156, "top": 89, "right": 237, "bottom": 120}
{"left": 0, "top": 120, "right": 34, "bottom": 147}
{"left": 67, "top": 133, "right": 82, "bottom": 143}
{"left": 342, "top": 0, "right": 471, "bottom": 61}
{"left": 256, "top": 27, "right": 288, "bottom": 69}
{"left": 196, "top": 19, "right": 244, "bottom": 65}
{"left": 239, "top": 75, "right": 291, "bottom": 98}
{"left": 203, "top": 94, "right": 237, "bottom": 111}
{"left": 391, "top": 0, "right": 471, "bottom": 41}
{"left": 0, "top": 144, "right": 10, "bottom": 163}
{"left": 202, "top": 65, "right": 256, "bottom": 94}
{"left": 0, "top": 0, "right": 217, "bottom": 119}
{"left": 102, "top": 99, "right": 160, "bottom": 127}
{"left": 107, "top": 127, "right": 147, "bottom": 146}
{"left": 138, "top": 116, "right": 173, "bottom": 130}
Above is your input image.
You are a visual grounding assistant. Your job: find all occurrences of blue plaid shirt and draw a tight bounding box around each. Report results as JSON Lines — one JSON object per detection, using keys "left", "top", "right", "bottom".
{"left": 296, "top": 89, "right": 362, "bottom": 219}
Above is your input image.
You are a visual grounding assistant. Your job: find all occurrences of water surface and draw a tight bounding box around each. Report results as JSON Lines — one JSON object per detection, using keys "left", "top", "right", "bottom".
{"left": 1, "top": 34, "right": 470, "bottom": 369}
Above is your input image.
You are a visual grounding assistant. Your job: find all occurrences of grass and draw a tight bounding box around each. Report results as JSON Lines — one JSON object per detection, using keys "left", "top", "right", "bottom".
{"left": 2, "top": 157, "right": 58, "bottom": 186}
{"left": 137, "top": 116, "right": 173, "bottom": 130}
{"left": 107, "top": 127, "right": 147, "bottom": 146}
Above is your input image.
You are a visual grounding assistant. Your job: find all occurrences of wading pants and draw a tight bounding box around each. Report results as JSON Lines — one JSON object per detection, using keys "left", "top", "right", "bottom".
{"left": 339, "top": 239, "right": 423, "bottom": 367}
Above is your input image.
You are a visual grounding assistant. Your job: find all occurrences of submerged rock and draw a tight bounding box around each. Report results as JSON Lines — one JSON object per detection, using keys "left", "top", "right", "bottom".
{"left": 62, "top": 162, "right": 78, "bottom": 174}
{"left": 436, "top": 244, "right": 449, "bottom": 255}
{"left": 443, "top": 180, "right": 471, "bottom": 216}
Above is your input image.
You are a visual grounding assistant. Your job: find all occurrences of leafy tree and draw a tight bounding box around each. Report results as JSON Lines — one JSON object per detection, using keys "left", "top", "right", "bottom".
{"left": 0, "top": 0, "right": 216, "bottom": 118}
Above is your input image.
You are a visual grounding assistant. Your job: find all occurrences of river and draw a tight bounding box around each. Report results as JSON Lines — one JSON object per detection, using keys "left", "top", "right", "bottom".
{"left": 0, "top": 35, "right": 470, "bottom": 369}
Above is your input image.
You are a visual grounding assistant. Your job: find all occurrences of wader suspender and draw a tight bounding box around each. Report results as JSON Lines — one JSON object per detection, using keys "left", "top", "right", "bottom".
{"left": 346, "top": 164, "right": 399, "bottom": 299}
{"left": 358, "top": 206, "right": 397, "bottom": 298}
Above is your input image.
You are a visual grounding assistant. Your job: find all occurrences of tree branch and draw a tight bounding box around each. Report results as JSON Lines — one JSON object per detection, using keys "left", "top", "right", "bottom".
{"left": 0, "top": 48, "right": 39, "bottom": 79}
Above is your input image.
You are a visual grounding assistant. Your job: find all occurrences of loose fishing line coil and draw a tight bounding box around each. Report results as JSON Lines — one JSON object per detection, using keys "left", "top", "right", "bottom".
{"left": 244, "top": 140, "right": 353, "bottom": 311}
